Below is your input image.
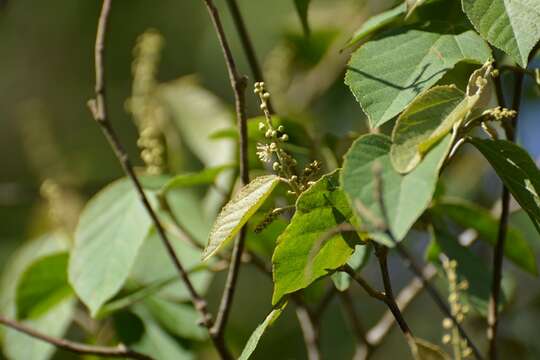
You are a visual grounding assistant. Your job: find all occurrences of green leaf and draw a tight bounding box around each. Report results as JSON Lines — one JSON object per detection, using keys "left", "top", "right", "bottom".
{"left": 293, "top": 0, "right": 311, "bottom": 35}
{"left": 0, "top": 233, "right": 74, "bottom": 360}
{"left": 331, "top": 244, "right": 371, "bottom": 291}
{"left": 69, "top": 178, "right": 153, "bottom": 316}
{"left": 341, "top": 134, "right": 452, "bottom": 241}
{"left": 434, "top": 199, "right": 537, "bottom": 275}
{"left": 161, "top": 164, "right": 235, "bottom": 193}
{"left": 16, "top": 253, "right": 72, "bottom": 319}
{"left": 131, "top": 307, "right": 193, "bottom": 360}
{"left": 391, "top": 62, "right": 493, "bottom": 173}
{"left": 238, "top": 303, "right": 287, "bottom": 360}
{"left": 469, "top": 138, "right": 540, "bottom": 234}
{"left": 203, "top": 175, "right": 281, "bottom": 260}
{"left": 345, "top": 3, "right": 406, "bottom": 48}
{"left": 462, "top": 0, "right": 540, "bottom": 67}
{"left": 428, "top": 225, "right": 493, "bottom": 315}
{"left": 144, "top": 297, "right": 207, "bottom": 341}
{"left": 409, "top": 337, "right": 451, "bottom": 360}
{"left": 272, "top": 171, "right": 359, "bottom": 305}
{"left": 345, "top": 29, "right": 491, "bottom": 127}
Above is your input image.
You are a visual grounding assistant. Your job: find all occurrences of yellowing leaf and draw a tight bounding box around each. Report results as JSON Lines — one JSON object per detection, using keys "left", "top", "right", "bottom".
{"left": 203, "top": 175, "right": 281, "bottom": 260}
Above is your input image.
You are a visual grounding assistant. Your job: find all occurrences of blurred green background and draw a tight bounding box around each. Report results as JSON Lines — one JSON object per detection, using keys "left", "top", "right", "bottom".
{"left": 2, "top": 0, "right": 540, "bottom": 359}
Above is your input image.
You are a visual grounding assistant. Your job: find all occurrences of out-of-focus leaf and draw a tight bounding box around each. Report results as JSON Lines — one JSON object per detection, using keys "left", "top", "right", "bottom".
{"left": 409, "top": 337, "right": 451, "bottom": 360}
{"left": 293, "top": 0, "right": 311, "bottom": 35}
{"left": 131, "top": 307, "right": 193, "bottom": 360}
{"left": 238, "top": 302, "right": 287, "bottom": 360}
{"left": 16, "top": 253, "right": 72, "bottom": 319}
{"left": 161, "top": 164, "right": 235, "bottom": 193}
{"left": 158, "top": 77, "right": 235, "bottom": 168}
{"left": 428, "top": 225, "right": 494, "bottom": 315}
{"left": 69, "top": 178, "right": 153, "bottom": 316}
{"left": 0, "top": 233, "right": 74, "bottom": 360}
{"left": 203, "top": 175, "right": 281, "bottom": 260}
{"left": 272, "top": 171, "right": 359, "bottom": 304}
{"left": 331, "top": 244, "right": 371, "bottom": 291}
{"left": 434, "top": 199, "right": 537, "bottom": 275}
{"left": 462, "top": 0, "right": 540, "bottom": 67}
{"left": 405, "top": 0, "right": 428, "bottom": 18}
{"left": 144, "top": 297, "right": 207, "bottom": 341}
{"left": 341, "top": 134, "right": 452, "bottom": 242}
{"left": 345, "top": 3, "right": 406, "bottom": 48}
{"left": 469, "top": 138, "right": 540, "bottom": 235}
{"left": 345, "top": 29, "right": 491, "bottom": 128}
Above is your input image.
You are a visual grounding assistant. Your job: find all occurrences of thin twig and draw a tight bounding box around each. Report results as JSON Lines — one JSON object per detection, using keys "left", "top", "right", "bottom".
{"left": 224, "top": 0, "right": 275, "bottom": 110}
{"left": 340, "top": 265, "right": 386, "bottom": 302}
{"left": 374, "top": 245, "right": 412, "bottom": 337}
{"left": 199, "top": 0, "right": 249, "bottom": 341}
{"left": 488, "top": 65, "right": 525, "bottom": 360}
{"left": 88, "top": 1, "right": 230, "bottom": 358}
{"left": 0, "top": 316, "right": 152, "bottom": 360}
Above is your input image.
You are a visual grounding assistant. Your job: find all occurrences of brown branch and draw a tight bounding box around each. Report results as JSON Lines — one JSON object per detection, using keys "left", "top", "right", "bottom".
{"left": 88, "top": 1, "right": 229, "bottom": 358}
{"left": 488, "top": 65, "right": 525, "bottom": 360}
{"left": 199, "top": 0, "right": 249, "bottom": 343}
{"left": 0, "top": 316, "right": 152, "bottom": 360}
{"left": 340, "top": 264, "right": 386, "bottom": 302}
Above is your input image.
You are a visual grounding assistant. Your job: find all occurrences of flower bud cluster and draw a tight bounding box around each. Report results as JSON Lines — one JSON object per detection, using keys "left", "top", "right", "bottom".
{"left": 254, "top": 82, "right": 320, "bottom": 197}
{"left": 127, "top": 29, "right": 167, "bottom": 175}
{"left": 441, "top": 259, "right": 472, "bottom": 359}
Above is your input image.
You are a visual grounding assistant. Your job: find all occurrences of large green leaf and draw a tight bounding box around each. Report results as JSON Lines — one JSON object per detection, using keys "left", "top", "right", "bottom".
{"left": 345, "top": 3, "right": 406, "bottom": 48}
{"left": 69, "top": 178, "right": 153, "bottom": 316}
{"left": 469, "top": 138, "right": 540, "bottom": 234}
{"left": 341, "top": 134, "right": 452, "bottom": 241}
{"left": 434, "top": 199, "right": 537, "bottom": 275}
{"left": 272, "top": 171, "right": 359, "bottom": 305}
{"left": 462, "top": 0, "right": 540, "bottom": 67}
{"left": 293, "top": 0, "right": 311, "bottom": 35}
{"left": 391, "top": 62, "right": 493, "bottom": 173}
{"left": 0, "top": 233, "right": 74, "bottom": 360}
{"left": 238, "top": 303, "right": 287, "bottom": 360}
{"left": 345, "top": 29, "right": 491, "bottom": 127}
{"left": 203, "top": 175, "right": 281, "bottom": 260}
{"left": 16, "top": 253, "right": 72, "bottom": 319}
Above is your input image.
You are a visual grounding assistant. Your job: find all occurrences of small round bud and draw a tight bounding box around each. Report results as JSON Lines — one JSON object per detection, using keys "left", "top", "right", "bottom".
{"left": 462, "top": 348, "right": 472, "bottom": 357}
{"left": 265, "top": 130, "right": 273, "bottom": 138}
{"left": 278, "top": 125, "right": 285, "bottom": 132}
{"left": 270, "top": 142, "right": 277, "bottom": 150}
{"left": 271, "top": 130, "right": 277, "bottom": 137}
{"left": 273, "top": 162, "right": 280, "bottom": 171}
{"left": 290, "top": 175, "right": 298, "bottom": 182}
{"left": 263, "top": 92, "right": 271, "bottom": 100}
{"left": 442, "top": 318, "right": 453, "bottom": 329}
{"left": 442, "top": 334, "right": 451, "bottom": 344}
{"left": 258, "top": 122, "right": 266, "bottom": 131}
{"left": 260, "top": 103, "right": 268, "bottom": 111}
{"left": 281, "top": 134, "right": 289, "bottom": 142}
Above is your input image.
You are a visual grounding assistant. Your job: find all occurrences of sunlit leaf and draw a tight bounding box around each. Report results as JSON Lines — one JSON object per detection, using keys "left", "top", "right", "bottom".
{"left": 409, "top": 337, "right": 451, "bottom": 360}
{"left": 203, "top": 175, "right": 281, "bottom": 260}
{"left": 161, "top": 164, "right": 235, "bottom": 193}
{"left": 462, "top": 0, "right": 540, "bottom": 67}
{"left": 272, "top": 171, "right": 359, "bottom": 304}
{"left": 345, "top": 30, "right": 491, "bottom": 127}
